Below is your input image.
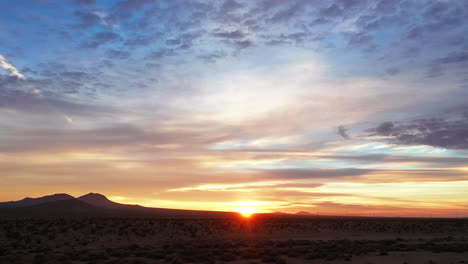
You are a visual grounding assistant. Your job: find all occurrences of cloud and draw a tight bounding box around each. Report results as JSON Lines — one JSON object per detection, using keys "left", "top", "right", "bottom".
{"left": 368, "top": 107, "right": 468, "bottom": 149}
{"left": 426, "top": 50, "right": 468, "bottom": 77}
{"left": 232, "top": 39, "right": 253, "bottom": 50}
{"left": 0, "top": 86, "right": 115, "bottom": 119}
{"left": 213, "top": 29, "right": 247, "bottom": 39}
{"left": 116, "top": 0, "right": 154, "bottom": 11}
{"left": 73, "top": 0, "right": 96, "bottom": 6}
{"left": 261, "top": 168, "right": 373, "bottom": 180}
{"left": 106, "top": 49, "right": 130, "bottom": 59}
{"left": 282, "top": 201, "right": 450, "bottom": 217}
{"left": 81, "top": 32, "right": 121, "bottom": 48}
{"left": 434, "top": 51, "right": 468, "bottom": 64}
{"left": 74, "top": 10, "right": 101, "bottom": 29}
{"left": 197, "top": 51, "right": 226, "bottom": 63}
{"left": 219, "top": 0, "right": 243, "bottom": 14}
{"left": 385, "top": 67, "right": 400, "bottom": 76}
{"left": 0, "top": 55, "right": 25, "bottom": 79}
{"left": 337, "top": 125, "right": 350, "bottom": 139}
{"left": 63, "top": 115, "right": 74, "bottom": 124}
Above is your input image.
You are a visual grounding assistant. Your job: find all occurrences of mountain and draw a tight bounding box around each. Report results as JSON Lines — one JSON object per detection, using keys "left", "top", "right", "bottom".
{"left": 0, "top": 199, "right": 110, "bottom": 218}
{"left": 0, "top": 193, "right": 75, "bottom": 208}
{"left": 295, "top": 211, "right": 316, "bottom": 216}
{"left": 78, "top": 193, "right": 128, "bottom": 208}
{"left": 0, "top": 193, "right": 236, "bottom": 219}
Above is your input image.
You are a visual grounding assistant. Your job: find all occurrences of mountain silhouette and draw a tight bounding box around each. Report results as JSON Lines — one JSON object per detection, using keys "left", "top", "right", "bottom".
{"left": 77, "top": 193, "right": 127, "bottom": 208}
{"left": 0, "top": 193, "right": 74, "bottom": 208}
{"left": 0, "top": 193, "right": 235, "bottom": 219}
{"left": 295, "top": 211, "right": 315, "bottom": 216}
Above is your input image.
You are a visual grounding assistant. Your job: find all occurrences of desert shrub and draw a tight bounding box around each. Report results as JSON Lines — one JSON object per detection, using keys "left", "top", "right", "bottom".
{"left": 286, "top": 250, "right": 298, "bottom": 258}
{"left": 293, "top": 246, "right": 309, "bottom": 256}
{"left": 0, "top": 248, "right": 9, "bottom": 256}
{"left": 164, "top": 253, "right": 175, "bottom": 262}
{"left": 221, "top": 251, "right": 237, "bottom": 261}
{"left": 170, "top": 256, "right": 184, "bottom": 264}
{"left": 239, "top": 249, "right": 258, "bottom": 259}
{"left": 275, "top": 257, "right": 287, "bottom": 264}
{"left": 260, "top": 255, "right": 279, "bottom": 263}
{"left": 33, "top": 254, "right": 48, "bottom": 264}
{"left": 146, "top": 250, "right": 165, "bottom": 260}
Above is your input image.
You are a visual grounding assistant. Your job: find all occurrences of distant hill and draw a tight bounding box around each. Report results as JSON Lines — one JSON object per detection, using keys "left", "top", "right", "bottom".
{"left": 0, "top": 193, "right": 74, "bottom": 208}
{"left": 77, "top": 193, "right": 134, "bottom": 209}
{"left": 295, "top": 211, "right": 316, "bottom": 216}
{"left": 0, "top": 193, "right": 236, "bottom": 219}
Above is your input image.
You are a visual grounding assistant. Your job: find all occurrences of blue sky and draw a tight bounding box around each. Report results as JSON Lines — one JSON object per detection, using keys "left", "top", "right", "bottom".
{"left": 1, "top": 0, "right": 468, "bottom": 216}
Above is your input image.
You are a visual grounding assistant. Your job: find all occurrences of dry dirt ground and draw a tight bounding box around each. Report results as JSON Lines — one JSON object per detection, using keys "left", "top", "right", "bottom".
{"left": 0, "top": 216, "right": 467, "bottom": 264}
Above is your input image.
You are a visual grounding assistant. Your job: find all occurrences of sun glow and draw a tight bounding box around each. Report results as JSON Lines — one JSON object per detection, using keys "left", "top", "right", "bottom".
{"left": 236, "top": 206, "right": 258, "bottom": 218}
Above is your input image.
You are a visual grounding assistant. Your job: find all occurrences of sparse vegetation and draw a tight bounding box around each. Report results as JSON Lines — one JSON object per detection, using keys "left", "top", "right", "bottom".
{"left": 0, "top": 217, "right": 467, "bottom": 263}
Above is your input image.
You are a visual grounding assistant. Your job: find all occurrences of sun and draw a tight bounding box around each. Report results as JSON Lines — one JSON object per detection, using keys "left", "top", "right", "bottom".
{"left": 237, "top": 206, "right": 258, "bottom": 218}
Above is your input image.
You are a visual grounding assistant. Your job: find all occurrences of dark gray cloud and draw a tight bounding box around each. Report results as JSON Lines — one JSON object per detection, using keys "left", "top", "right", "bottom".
{"left": 346, "top": 32, "right": 373, "bottom": 48}
{"left": 124, "top": 37, "right": 153, "bottom": 47}
{"left": 58, "top": 0, "right": 468, "bottom": 71}
{"left": 268, "top": 2, "right": 304, "bottom": 23}
{"left": 106, "top": 49, "right": 130, "bottom": 59}
{"left": 219, "top": 0, "right": 243, "bottom": 14}
{"left": 320, "top": 3, "right": 343, "bottom": 17}
{"left": 81, "top": 32, "right": 122, "bottom": 49}
{"left": 232, "top": 39, "right": 253, "bottom": 50}
{"left": 147, "top": 48, "right": 175, "bottom": 59}
{"left": 0, "top": 65, "right": 107, "bottom": 107}
{"left": 60, "top": 71, "right": 93, "bottom": 82}
{"left": 337, "top": 0, "right": 362, "bottom": 9}
{"left": 337, "top": 125, "right": 350, "bottom": 139}
{"left": 116, "top": 0, "right": 154, "bottom": 11}
{"left": 213, "top": 29, "right": 246, "bottom": 39}
{"left": 425, "top": 63, "right": 443, "bottom": 78}
{"left": 263, "top": 32, "right": 309, "bottom": 46}
{"left": 374, "top": 121, "right": 394, "bottom": 136}
{"left": 109, "top": 0, "right": 156, "bottom": 22}
{"left": 434, "top": 51, "right": 468, "bottom": 64}
{"left": 368, "top": 108, "right": 468, "bottom": 150}
{"left": 0, "top": 82, "right": 113, "bottom": 118}
{"left": 319, "top": 154, "right": 468, "bottom": 169}
{"left": 211, "top": 29, "right": 253, "bottom": 51}
{"left": 73, "top": 10, "right": 101, "bottom": 29}
{"left": 73, "top": 0, "right": 96, "bottom": 6}
{"left": 197, "top": 51, "right": 226, "bottom": 63}
{"left": 385, "top": 67, "right": 400, "bottom": 76}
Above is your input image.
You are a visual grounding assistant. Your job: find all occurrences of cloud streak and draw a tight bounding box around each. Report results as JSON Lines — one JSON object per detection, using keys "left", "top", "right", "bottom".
{"left": 0, "top": 55, "right": 25, "bottom": 79}
{"left": 368, "top": 107, "right": 468, "bottom": 150}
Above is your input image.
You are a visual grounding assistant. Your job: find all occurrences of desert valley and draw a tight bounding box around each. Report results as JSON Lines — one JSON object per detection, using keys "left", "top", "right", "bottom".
{"left": 1, "top": 194, "right": 467, "bottom": 264}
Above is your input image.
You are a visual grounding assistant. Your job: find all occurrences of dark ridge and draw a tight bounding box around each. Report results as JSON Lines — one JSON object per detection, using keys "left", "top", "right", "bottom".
{"left": 0, "top": 193, "right": 237, "bottom": 219}
{"left": 78, "top": 193, "right": 122, "bottom": 208}
{"left": 295, "top": 211, "right": 315, "bottom": 216}
{"left": 0, "top": 193, "right": 75, "bottom": 208}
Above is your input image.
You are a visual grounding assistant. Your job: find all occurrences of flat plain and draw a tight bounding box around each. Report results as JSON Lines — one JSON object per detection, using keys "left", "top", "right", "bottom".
{"left": 1, "top": 216, "right": 467, "bottom": 264}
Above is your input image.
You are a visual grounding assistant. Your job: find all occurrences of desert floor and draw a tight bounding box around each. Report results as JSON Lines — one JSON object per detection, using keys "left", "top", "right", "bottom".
{"left": 0, "top": 216, "right": 467, "bottom": 264}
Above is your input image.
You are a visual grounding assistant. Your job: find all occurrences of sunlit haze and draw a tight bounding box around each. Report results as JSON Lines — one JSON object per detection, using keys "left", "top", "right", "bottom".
{"left": 1, "top": 0, "right": 468, "bottom": 217}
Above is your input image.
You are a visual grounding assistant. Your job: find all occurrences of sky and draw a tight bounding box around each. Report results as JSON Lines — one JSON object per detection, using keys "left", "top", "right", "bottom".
{"left": 1, "top": 0, "right": 468, "bottom": 217}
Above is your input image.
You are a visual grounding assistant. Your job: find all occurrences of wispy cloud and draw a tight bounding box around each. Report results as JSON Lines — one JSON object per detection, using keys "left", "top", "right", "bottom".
{"left": 0, "top": 55, "right": 25, "bottom": 79}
